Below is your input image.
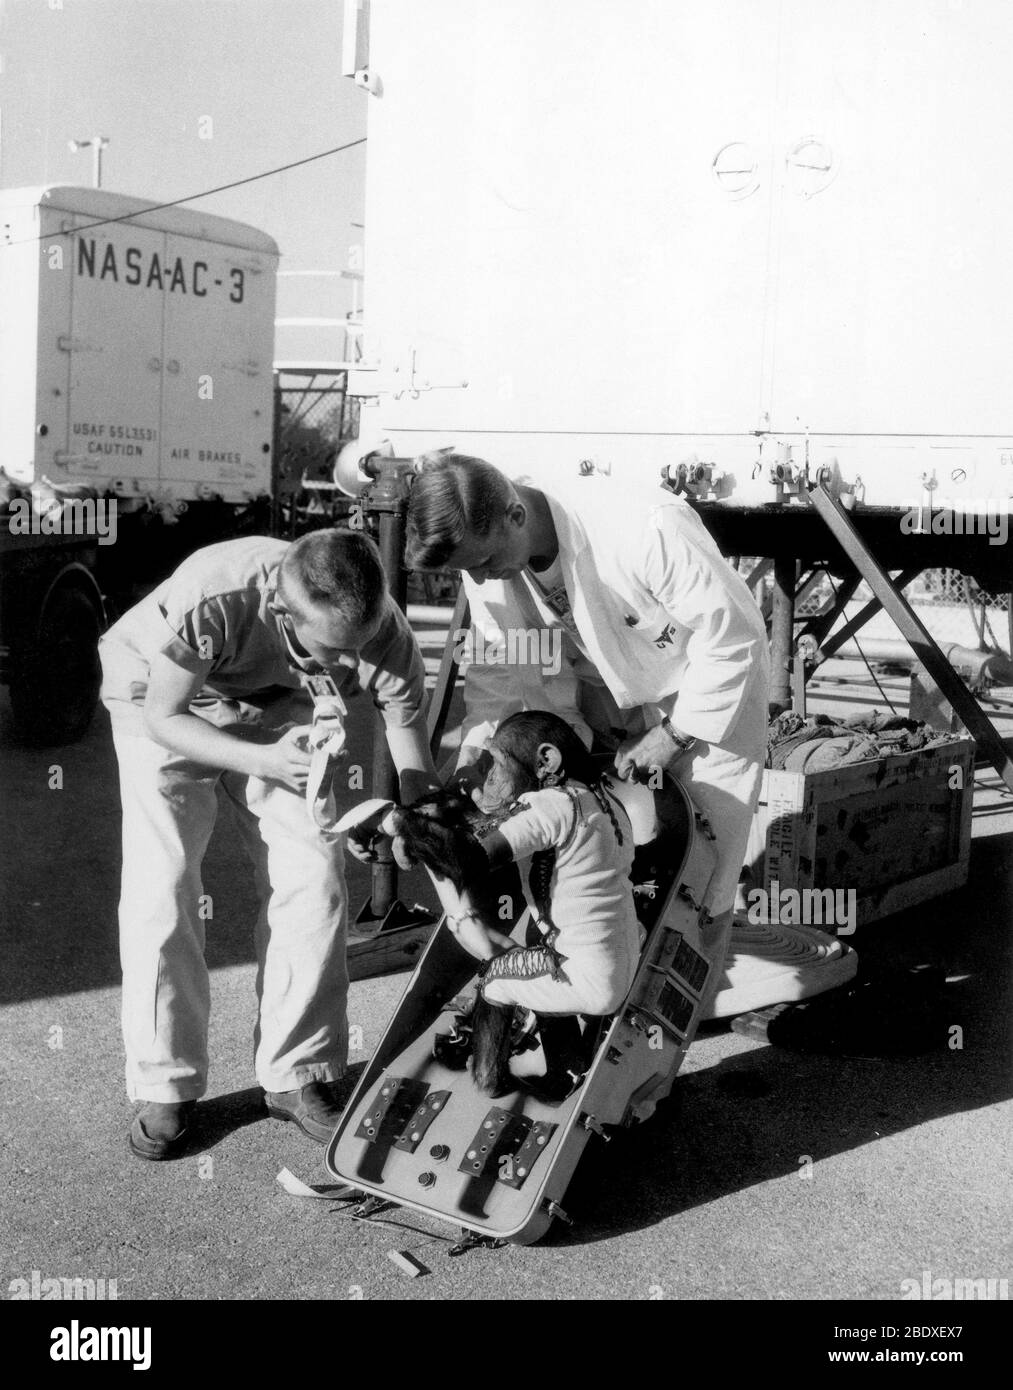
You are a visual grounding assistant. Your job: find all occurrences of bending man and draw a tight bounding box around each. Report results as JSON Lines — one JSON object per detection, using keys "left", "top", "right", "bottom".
{"left": 100, "top": 529, "right": 436, "bottom": 1159}
{"left": 405, "top": 453, "right": 779, "bottom": 1019}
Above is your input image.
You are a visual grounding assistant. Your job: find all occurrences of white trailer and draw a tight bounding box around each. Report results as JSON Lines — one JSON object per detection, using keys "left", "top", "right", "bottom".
{"left": 0, "top": 186, "right": 278, "bottom": 742}
{"left": 0, "top": 184, "right": 278, "bottom": 505}
{"left": 347, "top": 0, "right": 1013, "bottom": 517}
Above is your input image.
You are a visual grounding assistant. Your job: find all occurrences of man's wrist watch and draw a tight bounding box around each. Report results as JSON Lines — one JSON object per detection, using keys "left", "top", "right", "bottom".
{"left": 660, "top": 716, "right": 695, "bottom": 754}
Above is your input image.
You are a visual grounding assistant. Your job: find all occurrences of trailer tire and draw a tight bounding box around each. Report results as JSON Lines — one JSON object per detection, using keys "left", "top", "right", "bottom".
{"left": 8, "top": 586, "right": 103, "bottom": 746}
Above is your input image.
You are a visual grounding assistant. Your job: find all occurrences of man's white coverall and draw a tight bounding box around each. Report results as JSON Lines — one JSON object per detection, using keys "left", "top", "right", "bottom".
{"left": 456, "top": 473, "right": 770, "bottom": 1009}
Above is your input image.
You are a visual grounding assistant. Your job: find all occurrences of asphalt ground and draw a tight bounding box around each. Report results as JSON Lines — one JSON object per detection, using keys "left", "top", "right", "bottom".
{"left": 1, "top": 653, "right": 1011, "bottom": 1305}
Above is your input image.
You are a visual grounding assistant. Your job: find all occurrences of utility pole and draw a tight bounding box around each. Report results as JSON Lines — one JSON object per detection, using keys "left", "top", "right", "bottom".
{"left": 68, "top": 136, "right": 110, "bottom": 188}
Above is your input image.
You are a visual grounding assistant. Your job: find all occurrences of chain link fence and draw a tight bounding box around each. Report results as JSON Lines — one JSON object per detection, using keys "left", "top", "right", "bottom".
{"left": 272, "top": 368, "right": 358, "bottom": 532}
{"left": 791, "top": 567, "right": 1011, "bottom": 655}
{"left": 271, "top": 371, "right": 456, "bottom": 606}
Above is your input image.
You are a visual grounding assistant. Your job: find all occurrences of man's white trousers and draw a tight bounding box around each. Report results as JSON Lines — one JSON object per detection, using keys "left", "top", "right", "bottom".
{"left": 110, "top": 725, "right": 349, "bottom": 1102}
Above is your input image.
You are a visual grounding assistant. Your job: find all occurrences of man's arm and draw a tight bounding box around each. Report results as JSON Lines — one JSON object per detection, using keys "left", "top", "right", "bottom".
{"left": 383, "top": 722, "right": 440, "bottom": 803}
{"left": 143, "top": 653, "right": 311, "bottom": 792}
{"left": 639, "top": 504, "right": 768, "bottom": 742}
{"left": 614, "top": 504, "right": 768, "bottom": 778}
{"left": 360, "top": 603, "right": 441, "bottom": 801}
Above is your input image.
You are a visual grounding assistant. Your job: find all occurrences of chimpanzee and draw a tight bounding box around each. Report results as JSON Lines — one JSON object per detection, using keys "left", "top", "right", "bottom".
{"left": 388, "top": 711, "right": 640, "bottom": 1099}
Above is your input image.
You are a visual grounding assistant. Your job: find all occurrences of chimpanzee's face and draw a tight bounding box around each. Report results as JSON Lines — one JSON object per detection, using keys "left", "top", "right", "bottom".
{"left": 476, "top": 742, "right": 538, "bottom": 814}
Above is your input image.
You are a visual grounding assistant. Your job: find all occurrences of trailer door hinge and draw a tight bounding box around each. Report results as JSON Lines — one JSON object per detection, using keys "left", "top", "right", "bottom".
{"left": 57, "top": 335, "right": 103, "bottom": 354}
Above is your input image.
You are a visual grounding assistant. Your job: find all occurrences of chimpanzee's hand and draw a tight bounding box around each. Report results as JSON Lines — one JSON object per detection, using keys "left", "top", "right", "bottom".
{"left": 449, "top": 749, "right": 492, "bottom": 798}
{"left": 345, "top": 826, "right": 381, "bottom": 863}
{"left": 344, "top": 805, "right": 400, "bottom": 863}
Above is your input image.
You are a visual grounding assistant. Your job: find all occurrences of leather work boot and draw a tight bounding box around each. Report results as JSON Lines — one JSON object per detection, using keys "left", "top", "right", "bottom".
{"left": 129, "top": 1100, "right": 196, "bottom": 1161}
{"left": 263, "top": 1080, "right": 347, "bottom": 1143}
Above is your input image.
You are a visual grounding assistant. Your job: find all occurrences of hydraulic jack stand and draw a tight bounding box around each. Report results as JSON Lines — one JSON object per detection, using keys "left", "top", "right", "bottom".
{"left": 340, "top": 449, "right": 438, "bottom": 966}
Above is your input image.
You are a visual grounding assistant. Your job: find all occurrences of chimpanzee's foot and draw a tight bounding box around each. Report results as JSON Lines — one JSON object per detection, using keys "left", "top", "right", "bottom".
{"left": 433, "top": 995, "right": 477, "bottom": 1069}
{"left": 471, "top": 995, "right": 519, "bottom": 1096}
{"left": 433, "top": 1023, "right": 473, "bottom": 1069}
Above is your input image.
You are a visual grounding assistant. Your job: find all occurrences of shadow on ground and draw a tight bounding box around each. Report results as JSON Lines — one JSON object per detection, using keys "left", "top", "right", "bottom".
{"left": 1, "top": 686, "right": 1010, "bottom": 1269}
{"left": 0, "top": 693, "right": 439, "bottom": 1007}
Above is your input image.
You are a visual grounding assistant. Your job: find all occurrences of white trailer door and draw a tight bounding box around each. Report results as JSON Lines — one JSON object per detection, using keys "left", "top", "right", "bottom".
{"left": 367, "top": 0, "right": 780, "bottom": 439}
{"left": 160, "top": 234, "right": 275, "bottom": 501}
{"left": 766, "top": 0, "right": 1013, "bottom": 440}
{"left": 66, "top": 220, "right": 165, "bottom": 489}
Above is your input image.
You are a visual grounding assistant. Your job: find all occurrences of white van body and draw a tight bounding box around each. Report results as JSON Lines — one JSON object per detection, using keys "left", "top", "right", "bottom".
{"left": 351, "top": 0, "right": 1013, "bottom": 516}
{"left": 0, "top": 185, "right": 278, "bottom": 505}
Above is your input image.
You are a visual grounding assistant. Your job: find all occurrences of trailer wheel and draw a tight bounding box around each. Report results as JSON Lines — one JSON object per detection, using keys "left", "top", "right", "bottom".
{"left": 8, "top": 586, "right": 103, "bottom": 745}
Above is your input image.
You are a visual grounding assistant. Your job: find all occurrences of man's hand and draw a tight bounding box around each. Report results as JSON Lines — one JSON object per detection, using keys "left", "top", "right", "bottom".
{"left": 345, "top": 806, "right": 412, "bottom": 866}
{"left": 256, "top": 726, "right": 313, "bottom": 793}
{"left": 614, "top": 725, "right": 688, "bottom": 783}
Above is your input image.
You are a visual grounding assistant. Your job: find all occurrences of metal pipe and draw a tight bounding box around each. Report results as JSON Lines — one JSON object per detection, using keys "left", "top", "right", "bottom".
{"left": 406, "top": 603, "right": 458, "bottom": 626}
{"left": 769, "top": 556, "right": 797, "bottom": 713}
{"left": 369, "top": 504, "right": 407, "bottom": 919}
{"left": 829, "top": 637, "right": 1013, "bottom": 685}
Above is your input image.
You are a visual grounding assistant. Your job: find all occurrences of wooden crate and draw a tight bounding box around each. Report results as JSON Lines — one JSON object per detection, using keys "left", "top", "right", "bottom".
{"left": 742, "top": 739, "right": 975, "bottom": 928}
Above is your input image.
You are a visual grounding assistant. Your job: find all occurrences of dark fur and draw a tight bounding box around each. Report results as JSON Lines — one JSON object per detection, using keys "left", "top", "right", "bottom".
{"left": 396, "top": 790, "right": 495, "bottom": 892}
{"left": 399, "top": 732, "right": 609, "bottom": 1099}
{"left": 470, "top": 994, "right": 517, "bottom": 1097}
{"left": 399, "top": 790, "right": 519, "bottom": 1096}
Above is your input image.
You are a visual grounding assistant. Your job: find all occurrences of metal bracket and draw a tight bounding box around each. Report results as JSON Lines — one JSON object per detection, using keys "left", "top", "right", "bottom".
{"left": 447, "top": 1229, "right": 508, "bottom": 1256}
{"left": 392, "top": 1091, "right": 452, "bottom": 1153}
{"left": 499, "top": 1120, "right": 558, "bottom": 1187}
{"left": 661, "top": 458, "right": 726, "bottom": 501}
{"left": 544, "top": 1200, "right": 573, "bottom": 1226}
{"left": 355, "top": 1076, "right": 430, "bottom": 1145}
{"left": 457, "top": 1108, "right": 557, "bottom": 1188}
{"left": 581, "top": 1114, "right": 612, "bottom": 1142}
{"left": 351, "top": 1195, "right": 396, "bottom": 1220}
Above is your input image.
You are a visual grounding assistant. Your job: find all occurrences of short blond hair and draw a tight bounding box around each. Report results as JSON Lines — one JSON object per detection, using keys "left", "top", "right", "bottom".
{"left": 279, "top": 527, "right": 386, "bottom": 624}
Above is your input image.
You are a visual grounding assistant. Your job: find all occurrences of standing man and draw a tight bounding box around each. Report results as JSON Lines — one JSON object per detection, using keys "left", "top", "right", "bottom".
{"left": 100, "top": 528, "right": 436, "bottom": 1159}
{"left": 405, "top": 453, "right": 836, "bottom": 1020}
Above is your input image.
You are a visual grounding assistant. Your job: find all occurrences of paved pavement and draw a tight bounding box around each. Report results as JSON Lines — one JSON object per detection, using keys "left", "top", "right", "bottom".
{"left": 1, "top": 657, "right": 1011, "bottom": 1302}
